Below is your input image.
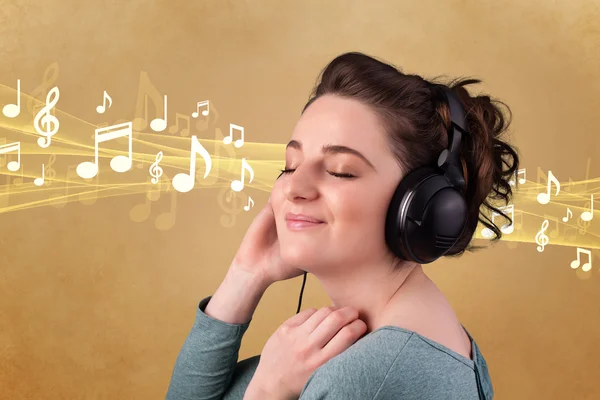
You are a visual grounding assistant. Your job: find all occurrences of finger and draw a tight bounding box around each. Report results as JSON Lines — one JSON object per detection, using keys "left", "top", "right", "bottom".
{"left": 301, "top": 306, "right": 338, "bottom": 333}
{"left": 308, "top": 307, "right": 360, "bottom": 349}
{"left": 245, "top": 200, "right": 276, "bottom": 238}
{"left": 321, "top": 319, "right": 367, "bottom": 359}
{"left": 283, "top": 307, "right": 319, "bottom": 328}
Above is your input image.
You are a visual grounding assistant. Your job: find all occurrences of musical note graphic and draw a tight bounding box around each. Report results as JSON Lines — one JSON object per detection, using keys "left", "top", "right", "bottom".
{"left": 155, "top": 182, "right": 178, "bottom": 231}
{"left": 481, "top": 204, "right": 516, "bottom": 238}
{"left": 570, "top": 247, "right": 592, "bottom": 272}
{"left": 149, "top": 151, "right": 163, "bottom": 184}
{"left": 45, "top": 154, "right": 56, "bottom": 186}
{"left": 231, "top": 158, "right": 254, "bottom": 192}
{"left": 12, "top": 167, "right": 23, "bottom": 186}
{"left": 218, "top": 187, "right": 244, "bottom": 228}
{"left": 244, "top": 196, "right": 254, "bottom": 211}
{"left": 224, "top": 123, "right": 245, "bottom": 148}
{"left": 28, "top": 62, "right": 59, "bottom": 115}
{"left": 195, "top": 127, "right": 237, "bottom": 187}
{"left": 130, "top": 179, "right": 162, "bottom": 222}
{"left": 562, "top": 207, "right": 573, "bottom": 222}
{"left": 150, "top": 95, "right": 167, "bottom": 132}
{"left": 2, "top": 78, "right": 20, "bottom": 118}
{"left": 172, "top": 135, "right": 212, "bottom": 193}
{"left": 33, "top": 86, "right": 60, "bottom": 148}
{"left": 132, "top": 71, "right": 164, "bottom": 134}
{"left": 580, "top": 194, "right": 594, "bottom": 222}
{"left": 76, "top": 122, "right": 133, "bottom": 179}
{"left": 96, "top": 90, "right": 112, "bottom": 114}
{"left": 130, "top": 173, "right": 178, "bottom": 231}
{"left": 509, "top": 168, "right": 526, "bottom": 186}
{"left": 536, "top": 169, "right": 560, "bottom": 205}
{"left": 535, "top": 219, "right": 549, "bottom": 252}
{"left": 168, "top": 113, "right": 190, "bottom": 136}
{"left": 34, "top": 164, "right": 45, "bottom": 187}
{"left": 192, "top": 100, "right": 210, "bottom": 118}
{"left": 0, "top": 141, "right": 21, "bottom": 172}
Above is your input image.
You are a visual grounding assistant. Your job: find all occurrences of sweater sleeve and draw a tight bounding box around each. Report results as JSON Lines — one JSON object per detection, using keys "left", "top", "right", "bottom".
{"left": 165, "top": 295, "right": 260, "bottom": 400}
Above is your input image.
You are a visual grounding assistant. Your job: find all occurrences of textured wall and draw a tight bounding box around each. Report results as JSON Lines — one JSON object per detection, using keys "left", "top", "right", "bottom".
{"left": 0, "top": 1, "right": 599, "bottom": 399}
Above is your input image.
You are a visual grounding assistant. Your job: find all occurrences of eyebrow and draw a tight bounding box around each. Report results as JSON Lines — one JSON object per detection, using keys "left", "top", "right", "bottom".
{"left": 286, "top": 140, "right": 376, "bottom": 170}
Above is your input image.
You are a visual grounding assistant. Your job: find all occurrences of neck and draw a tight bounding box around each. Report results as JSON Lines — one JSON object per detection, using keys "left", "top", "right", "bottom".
{"left": 313, "top": 257, "right": 424, "bottom": 335}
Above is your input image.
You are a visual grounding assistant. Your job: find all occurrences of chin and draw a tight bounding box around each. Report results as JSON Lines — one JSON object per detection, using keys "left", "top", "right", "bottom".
{"left": 280, "top": 242, "right": 324, "bottom": 269}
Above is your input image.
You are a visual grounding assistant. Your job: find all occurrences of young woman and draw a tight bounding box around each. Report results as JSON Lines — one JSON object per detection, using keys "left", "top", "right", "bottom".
{"left": 166, "top": 51, "right": 519, "bottom": 400}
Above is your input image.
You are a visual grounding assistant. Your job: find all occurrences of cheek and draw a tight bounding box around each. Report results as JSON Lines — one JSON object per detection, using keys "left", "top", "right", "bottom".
{"left": 328, "top": 188, "right": 388, "bottom": 226}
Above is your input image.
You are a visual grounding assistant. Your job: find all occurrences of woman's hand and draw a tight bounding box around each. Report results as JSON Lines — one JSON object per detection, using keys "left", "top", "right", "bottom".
{"left": 244, "top": 305, "right": 368, "bottom": 399}
{"left": 231, "top": 195, "right": 306, "bottom": 286}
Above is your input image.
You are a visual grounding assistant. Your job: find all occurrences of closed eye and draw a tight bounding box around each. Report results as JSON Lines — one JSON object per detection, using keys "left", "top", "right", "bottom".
{"left": 279, "top": 168, "right": 356, "bottom": 179}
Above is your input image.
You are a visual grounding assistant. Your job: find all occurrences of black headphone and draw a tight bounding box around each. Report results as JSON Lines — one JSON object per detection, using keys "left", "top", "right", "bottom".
{"left": 277, "top": 86, "right": 469, "bottom": 314}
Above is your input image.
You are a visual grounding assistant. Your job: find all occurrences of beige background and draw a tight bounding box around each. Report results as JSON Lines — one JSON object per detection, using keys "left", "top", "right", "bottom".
{"left": 1, "top": 0, "right": 599, "bottom": 399}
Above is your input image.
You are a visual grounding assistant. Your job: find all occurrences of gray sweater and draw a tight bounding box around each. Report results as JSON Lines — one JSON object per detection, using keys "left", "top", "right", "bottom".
{"left": 165, "top": 295, "right": 494, "bottom": 399}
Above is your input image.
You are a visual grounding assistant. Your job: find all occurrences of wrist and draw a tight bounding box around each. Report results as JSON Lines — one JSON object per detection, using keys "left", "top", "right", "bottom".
{"left": 244, "top": 377, "right": 295, "bottom": 400}
{"left": 204, "top": 267, "right": 270, "bottom": 325}
{"left": 227, "top": 263, "right": 273, "bottom": 290}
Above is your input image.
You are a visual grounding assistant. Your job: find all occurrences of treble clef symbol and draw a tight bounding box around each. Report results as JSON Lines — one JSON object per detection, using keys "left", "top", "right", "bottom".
{"left": 535, "top": 219, "right": 549, "bottom": 252}
{"left": 33, "top": 86, "right": 60, "bottom": 148}
{"left": 149, "top": 151, "right": 164, "bottom": 184}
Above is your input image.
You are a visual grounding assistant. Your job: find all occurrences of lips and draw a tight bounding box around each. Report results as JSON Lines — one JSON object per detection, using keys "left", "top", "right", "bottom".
{"left": 285, "top": 212, "right": 325, "bottom": 223}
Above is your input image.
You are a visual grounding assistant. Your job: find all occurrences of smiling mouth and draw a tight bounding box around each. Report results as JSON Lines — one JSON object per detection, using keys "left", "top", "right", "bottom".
{"left": 285, "top": 220, "right": 326, "bottom": 230}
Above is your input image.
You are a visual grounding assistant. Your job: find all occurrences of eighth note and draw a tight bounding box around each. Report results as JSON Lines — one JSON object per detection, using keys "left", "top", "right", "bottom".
{"left": 172, "top": 135, "right": 212, "bottom": 193}
{"left": 0, "top": 141, "right": 20, "bottom": 172}
{"left": 76, "top": 122, "right": 133, "bottom": 179}
{"left": 231, "top": 158, "right": 254, "bottom": 192}
{"left": 244, "top": 196, "right": 254, "bottom": 211}
{"left": 34, "top": 164, "right": 45, "bottom": 187}
{"left": 570, "top": 247, "right": 592, "bottom": 272}
{"left": 535, "top": 219, "right": 549, "bottom": 252}
{"left": 96, "top": 90, "right": 113, "bottom": 114}
{"left": 562, "top": 207, "right": 573, "bottom": 222}
{"left": 224, "top": 123, "right": 244, "bottom": 148}
{"left": 191, "top": 100, "right": 209, "bottom": 118}
{"left": 537, "top": 169, "right": 560, "bottom": 205}
{"left": 149, "top": 151, "right": 164, "bottom": 184}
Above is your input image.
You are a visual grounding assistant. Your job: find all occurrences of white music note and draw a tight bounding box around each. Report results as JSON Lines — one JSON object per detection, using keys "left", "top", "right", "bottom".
{"left": 2, "top": 79, "right": 20, "bottom": 118}
{"left": 509, "top": 168, "right": 526, "bottom": 186}
{"left": 191, "top": 100, "right": 209, "bottom": 118}
{"left": 562, "top": 207, "right": 573, "bottom": 222}
{"left": 481, "top": 204, "right": 515, "bottom": 238}
{"left": 244, "top": 196, "right": 254, "bottom": 211}
{"left": 172, "top": 135, "right": 212, "bottom": 193}
{"left": 34, "top": 164, "right": 45, "bottom": 186}
{"left": 96, "top": 90, "right": 113, "bottom": 114}
{"left": 76, "top": 122, "right": 133, "bottom": 179}
{"left": 537, "top": 170, "right": 560, "bottom": 205}
{"left": 570, "top": 247, "right": 592, "bottom": 272}
{"left": 231, "top": 158, "right": 254, "bottom": 192}
{"left": 150, "top": 95, "right": 167, "bottom": 132}
{"left": 0, "top": 141, "right": 21, "bottom": 171}
{"left": 580, "top": 194, "right": 594, "bottom": 222}
{"left": 224, "top": 123, "right": 244, "bottom": 148}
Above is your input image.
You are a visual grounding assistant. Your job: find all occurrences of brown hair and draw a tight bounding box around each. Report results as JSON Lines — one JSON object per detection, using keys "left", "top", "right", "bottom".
{"left": 301, "top": 52, "right": 520, "bottom": 257}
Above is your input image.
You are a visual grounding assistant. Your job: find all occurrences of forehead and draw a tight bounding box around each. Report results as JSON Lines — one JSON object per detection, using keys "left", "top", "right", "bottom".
{"left": 290, "top": 94, "right": 390, "bottom": 159}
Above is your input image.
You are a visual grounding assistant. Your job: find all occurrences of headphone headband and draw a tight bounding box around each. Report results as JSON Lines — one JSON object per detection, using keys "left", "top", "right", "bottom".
{"left": 437, "top": 87, "right": 467, "bottom": 192}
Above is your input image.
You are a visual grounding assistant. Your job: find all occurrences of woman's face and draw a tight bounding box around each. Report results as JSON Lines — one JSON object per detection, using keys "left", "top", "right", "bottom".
{"left": 272, "top": 94, "right": 403, "bottom": 272}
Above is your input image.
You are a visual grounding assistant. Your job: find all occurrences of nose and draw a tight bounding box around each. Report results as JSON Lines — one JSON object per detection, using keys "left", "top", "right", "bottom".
{"left": 282, "top": 165, "right": 319, "bottom": 202}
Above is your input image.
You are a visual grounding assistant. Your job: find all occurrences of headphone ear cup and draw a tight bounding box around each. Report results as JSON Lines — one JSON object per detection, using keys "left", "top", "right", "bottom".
{"left": 385, "top": 166, "right": 468, "bottom": 263}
